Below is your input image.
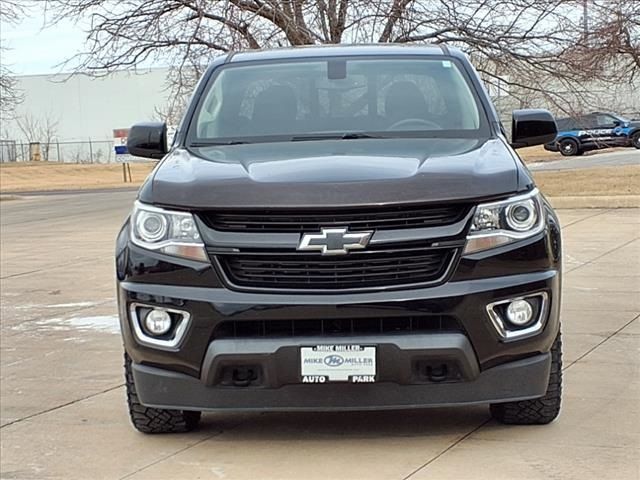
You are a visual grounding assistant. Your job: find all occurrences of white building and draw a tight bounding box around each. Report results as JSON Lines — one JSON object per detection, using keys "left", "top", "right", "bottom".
{"left": 2, "top": 68, "right": 173, "bottom": 162}
{"left": 3, "top": 68, "right": 172, "bottom": 137}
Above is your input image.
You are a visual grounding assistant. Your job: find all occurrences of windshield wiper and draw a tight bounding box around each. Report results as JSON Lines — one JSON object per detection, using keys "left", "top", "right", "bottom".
{"left": 290, "top": 132, "right": 385, "bottom": 142}
{"left": 190, "top": 140, "right": 250, "bottom": 146}
{"left": 342, "top": 132, "right": 385, "bottom": 139}
{"left": 191, "top": 132, "right": 385, "bottom": 146}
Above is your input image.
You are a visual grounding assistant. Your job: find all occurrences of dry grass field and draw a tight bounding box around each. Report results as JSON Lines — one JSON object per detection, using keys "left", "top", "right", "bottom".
{"left": 1, "top": 159, "right": 638, "bottom": 198}
{"left": 534, "top": 165, "right": 640, "bottom": 196}
{"left": 0, "top": 162, "right": 155, "bottom": 193}
{"left": 516, "top": 145, "right": 558, "bottom": 162}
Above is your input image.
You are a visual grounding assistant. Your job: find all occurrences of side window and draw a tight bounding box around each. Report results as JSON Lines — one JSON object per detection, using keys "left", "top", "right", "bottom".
{"left": 556, "top": 118, "right": 573, "bottom": 131}
{"left": 579, "top": 114, "right": 598, "bottom": 129}
{"left": 596, "top": 114, "right": 616, "bottom": 127}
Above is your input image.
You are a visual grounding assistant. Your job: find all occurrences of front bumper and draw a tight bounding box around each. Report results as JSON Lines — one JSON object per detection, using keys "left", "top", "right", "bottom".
{"left": 119, "top": 267, "right": 560, "bottom": 410}
{"left": 132, "top": 350, "right": 551, "bottom": 411}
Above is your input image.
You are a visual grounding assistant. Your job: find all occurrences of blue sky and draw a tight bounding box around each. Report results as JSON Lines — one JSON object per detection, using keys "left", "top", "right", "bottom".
{"left": 1, "top": 4, "right": 86, "bottom": 75}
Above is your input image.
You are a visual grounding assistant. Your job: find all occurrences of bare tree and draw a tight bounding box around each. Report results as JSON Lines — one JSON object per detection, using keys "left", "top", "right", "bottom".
{"left": 0, "top": 0, "right": 26, "bottom": 121}
{"left": 16, "top": 113, "right": 60, "bottom": 160}
{"left": 153, "top": 99, "right": 187, "bottom": 128}
{"left": 0, "top": 49, "right": 21, "bottom": 120}
{"left": 40, "top": 0, "right": 639, "bottom": 115}
{"left": 40, "top": 115, "right": 60, "bottom": 160}
{"left": 15, "top": 114, "right": 40, "bottom": 143}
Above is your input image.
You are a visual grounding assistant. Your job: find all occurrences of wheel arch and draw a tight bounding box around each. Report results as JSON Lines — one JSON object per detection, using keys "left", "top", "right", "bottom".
{"left": 557, "top": 135, "right": 581, "bottom": 146}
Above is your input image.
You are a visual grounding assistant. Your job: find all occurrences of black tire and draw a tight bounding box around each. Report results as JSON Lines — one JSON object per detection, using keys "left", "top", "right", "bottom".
{"left": 631, "top": 131, "right": 640, "bottom": 149}
{"left": 490, "top": 333, "right": 562, "bottom": 425}
{"left": 559, "top": 139, "right": 579, "bottom": 156}
{"left": 124, "top": 353, "right": 201, "bottom": 434}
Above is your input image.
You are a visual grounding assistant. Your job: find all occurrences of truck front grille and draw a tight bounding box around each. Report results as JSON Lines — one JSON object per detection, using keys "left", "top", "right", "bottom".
{"left": 214, "top": 315, "right": 463, "bottom": 339}
{"left": 199, "top": 204, "right": 469, "bottom": 233}
{"left": 212, "top": 244, "right": 457, "bottom": 291}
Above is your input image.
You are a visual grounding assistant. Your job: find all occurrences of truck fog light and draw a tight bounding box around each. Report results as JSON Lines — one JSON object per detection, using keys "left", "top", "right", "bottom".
{"left": 506, "top": 299, "right": 533, "bottom": 326}
{"left": 144, "top": 309, "right": 172, "bottom": 335}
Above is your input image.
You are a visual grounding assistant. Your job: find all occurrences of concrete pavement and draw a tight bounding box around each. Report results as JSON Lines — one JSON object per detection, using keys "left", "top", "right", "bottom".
{"left": 528, "top": 148, "right": 639, "bottom": 171}
{"left": 1, "top": 192, "right": 639, "bottom": 480}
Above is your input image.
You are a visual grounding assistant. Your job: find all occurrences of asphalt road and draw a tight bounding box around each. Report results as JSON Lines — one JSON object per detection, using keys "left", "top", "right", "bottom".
{"left": 528, "top": 148, "right": 640, "bottom": 171}
{"left": 1, "top": 192, "right": 639, "bottom": 480}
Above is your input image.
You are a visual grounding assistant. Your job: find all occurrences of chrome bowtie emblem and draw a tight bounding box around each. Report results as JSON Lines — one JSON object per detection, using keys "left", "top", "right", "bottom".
{"left": 297, "top": 227, "right": 373, "bottom": 255}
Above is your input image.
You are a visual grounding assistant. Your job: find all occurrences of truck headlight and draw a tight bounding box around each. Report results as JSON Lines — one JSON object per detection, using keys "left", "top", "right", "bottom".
{"left": 130, "top": 201, "right": 208, "bottom": 262}
{"left": 464, "top": 189, "right": 544, "bottom": 255}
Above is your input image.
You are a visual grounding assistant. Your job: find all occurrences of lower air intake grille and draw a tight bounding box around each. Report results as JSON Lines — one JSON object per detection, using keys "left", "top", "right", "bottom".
{"left": 214, "top": 315, "right": 463, "bottom": 339}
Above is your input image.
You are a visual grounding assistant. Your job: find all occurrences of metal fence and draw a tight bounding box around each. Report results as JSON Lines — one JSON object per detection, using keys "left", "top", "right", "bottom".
{"left": 0, "top": 140, "right": 117, "bottom": 163}
{"left": 0, "top": 140, "right": 17, "bottom": 162}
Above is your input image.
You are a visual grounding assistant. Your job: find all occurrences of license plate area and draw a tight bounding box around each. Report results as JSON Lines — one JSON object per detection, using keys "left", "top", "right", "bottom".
{"left": 300, "top": 345, "right": 376, "bottom": 383}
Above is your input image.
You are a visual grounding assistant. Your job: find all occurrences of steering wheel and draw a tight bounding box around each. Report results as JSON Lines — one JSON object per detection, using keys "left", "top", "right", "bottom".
{"left": 387, "top": 118, "right": 442, "bottom": 131}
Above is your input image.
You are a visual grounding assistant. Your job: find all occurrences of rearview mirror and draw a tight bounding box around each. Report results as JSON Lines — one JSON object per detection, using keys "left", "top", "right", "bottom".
{"left": 511, "top": 109, "right": 557, "bottom": 149}
{"left": 127, "top": 122, "right": 168, "bottom": 159}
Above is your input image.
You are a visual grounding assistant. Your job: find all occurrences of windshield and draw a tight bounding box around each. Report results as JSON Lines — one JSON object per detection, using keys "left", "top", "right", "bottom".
{"left": 189, "top": 57, "right": 489, "bottom": 145}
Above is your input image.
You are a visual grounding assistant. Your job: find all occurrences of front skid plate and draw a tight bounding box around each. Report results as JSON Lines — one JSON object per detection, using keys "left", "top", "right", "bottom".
{"left": 132, "top": 353, "right": 551, "bottom": 411}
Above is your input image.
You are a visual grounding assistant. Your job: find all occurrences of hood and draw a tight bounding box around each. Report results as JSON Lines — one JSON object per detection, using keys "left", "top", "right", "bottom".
{"left": 148, "top": 137, "right": 519, "bottom": 209}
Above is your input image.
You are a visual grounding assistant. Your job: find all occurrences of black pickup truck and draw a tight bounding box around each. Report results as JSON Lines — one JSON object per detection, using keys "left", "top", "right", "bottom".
{"left": 117, "top": 44, "right": 562, "bottom": 433}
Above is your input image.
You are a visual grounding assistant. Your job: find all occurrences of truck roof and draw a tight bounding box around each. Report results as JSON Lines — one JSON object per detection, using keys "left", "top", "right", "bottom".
{"left": 227, "top": 43, "right": 464, "bottom": 63}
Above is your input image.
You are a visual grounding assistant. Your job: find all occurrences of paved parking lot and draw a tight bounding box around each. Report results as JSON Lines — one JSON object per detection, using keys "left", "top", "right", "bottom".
{"left": 1, "top": 192, "right": 638, "bottom": 480}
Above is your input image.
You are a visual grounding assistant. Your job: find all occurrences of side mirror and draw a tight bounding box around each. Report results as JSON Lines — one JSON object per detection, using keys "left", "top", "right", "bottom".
{"left": 612, "top": 120, "right": 622, "bottom": 127}
{"left": 511, "top": 109, "right": 557, "bottom": 149}
{"left": 127, "top": 122, "right": 168, "bottom": 159}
